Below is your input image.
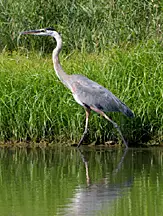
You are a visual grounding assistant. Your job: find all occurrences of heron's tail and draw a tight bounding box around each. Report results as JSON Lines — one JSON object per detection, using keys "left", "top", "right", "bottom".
{"left": 120, "top": 102, "right": 134, "bottom": 118}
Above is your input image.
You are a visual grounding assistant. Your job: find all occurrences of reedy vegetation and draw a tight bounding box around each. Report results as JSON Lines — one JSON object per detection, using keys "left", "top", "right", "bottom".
{"left": 0, "top": 42, "right": 163, "bottom": 145}
{"left": 0, "top": 0, "right": 162, "bottom": 52}
{"left": 0, "top": 0, "right": 162, "bottom": 145}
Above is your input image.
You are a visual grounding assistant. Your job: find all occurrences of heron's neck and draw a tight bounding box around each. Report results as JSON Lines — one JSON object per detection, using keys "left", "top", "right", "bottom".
{"left": 52, "top": 35, "right": 69, "bottom": 87}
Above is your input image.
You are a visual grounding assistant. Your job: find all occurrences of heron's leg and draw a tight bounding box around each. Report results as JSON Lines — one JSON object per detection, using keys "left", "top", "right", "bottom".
{"left": 77, "top": 108, "right": 90, "bottom": 148}
{"left": 90, "top": 107, "right": 128, "bottom": 148}
{"left": 102, "top": 113, "right": 128, "bottom": 148}
{"left": 77, "top": 148, "right": 90, "bottom": 185}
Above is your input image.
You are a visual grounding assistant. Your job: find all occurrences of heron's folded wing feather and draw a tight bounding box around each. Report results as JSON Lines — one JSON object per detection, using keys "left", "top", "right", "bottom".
{"left": 71, "top": 76, "right": 124, "bottom": 113}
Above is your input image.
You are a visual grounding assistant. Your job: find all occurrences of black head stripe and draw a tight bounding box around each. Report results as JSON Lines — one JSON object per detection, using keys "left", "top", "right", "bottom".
{"left": 46, "top": 27, "right": 55, "bottom": 31}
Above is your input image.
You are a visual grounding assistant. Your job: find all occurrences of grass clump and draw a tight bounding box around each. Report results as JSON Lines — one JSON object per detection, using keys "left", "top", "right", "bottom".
{"left": 0, "top": 0, "right": 162, "bottom": 52}
{"left": 0, "top": 40, "right": 162, "bottom": 146}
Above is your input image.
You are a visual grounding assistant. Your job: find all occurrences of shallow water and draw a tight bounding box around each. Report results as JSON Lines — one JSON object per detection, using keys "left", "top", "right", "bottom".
{"left": 0, "top": 147, "right": 162, "bottom": 216}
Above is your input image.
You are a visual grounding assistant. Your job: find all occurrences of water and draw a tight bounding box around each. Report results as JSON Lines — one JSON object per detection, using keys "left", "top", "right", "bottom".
{"left": 0, "top": 147, "right": 162, "bottom": 216}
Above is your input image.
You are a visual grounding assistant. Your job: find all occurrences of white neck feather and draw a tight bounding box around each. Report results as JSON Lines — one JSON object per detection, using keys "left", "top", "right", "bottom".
{"left": 52, "top": 33, "right": 69, "bottom": 87}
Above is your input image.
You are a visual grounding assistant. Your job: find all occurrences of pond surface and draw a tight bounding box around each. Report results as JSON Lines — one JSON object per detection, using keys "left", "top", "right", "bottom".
{"left": 0, "top": 147, "right": 162, "bottom": 216}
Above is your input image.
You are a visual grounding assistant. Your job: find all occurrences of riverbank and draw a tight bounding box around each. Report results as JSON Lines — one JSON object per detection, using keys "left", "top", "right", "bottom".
{"left": 0, "top": 41, "right": 162, "bottom": 146}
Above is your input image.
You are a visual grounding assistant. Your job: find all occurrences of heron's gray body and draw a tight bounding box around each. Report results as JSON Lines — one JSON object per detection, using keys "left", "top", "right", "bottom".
{"left": 21, "top": 27, "right": 134, "bottom": 148}
{"left": 67, "top": 74, "right": 133, "bottom": 117}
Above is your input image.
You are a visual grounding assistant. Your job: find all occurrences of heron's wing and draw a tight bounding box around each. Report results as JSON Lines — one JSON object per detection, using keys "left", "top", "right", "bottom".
{"left": 71, "top": 75, "right": 124, "bottom": 112}
{"left": 70, "top": 75, "right": 134, "bottom": 117}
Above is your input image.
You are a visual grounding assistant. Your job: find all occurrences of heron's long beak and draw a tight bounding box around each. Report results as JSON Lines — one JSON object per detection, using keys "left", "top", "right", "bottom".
{"left": 20, "top": 29, "right": 45, "bottom": 35}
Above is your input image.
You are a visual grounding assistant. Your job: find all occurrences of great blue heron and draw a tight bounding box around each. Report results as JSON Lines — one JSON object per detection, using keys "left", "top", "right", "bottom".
{"left": 21, "top": 27, "right": 134, "bottom": 148}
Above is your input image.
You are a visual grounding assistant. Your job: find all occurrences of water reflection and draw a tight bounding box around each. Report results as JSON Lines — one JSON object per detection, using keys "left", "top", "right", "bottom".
{"left": 59, "top": 148, "right": 131, "bottom": 216}
{"left": 0, "top": 147, "right": 162, "bottom": 216}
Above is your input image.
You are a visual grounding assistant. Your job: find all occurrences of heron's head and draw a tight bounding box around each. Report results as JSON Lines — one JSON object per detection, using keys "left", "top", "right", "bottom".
{"left": 21, "top": 27, "right": 60, "bottom": 38}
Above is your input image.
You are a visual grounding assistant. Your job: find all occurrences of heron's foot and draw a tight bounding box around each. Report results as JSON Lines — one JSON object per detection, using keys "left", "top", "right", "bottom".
{"left": 123, "top": 140, "right": 128, "bottom": 149}
{"left": 77, "top": 139, "right": 84, "bottom": 148}
{"left": 77, "top": 129, "right": 89, "bottom": 148}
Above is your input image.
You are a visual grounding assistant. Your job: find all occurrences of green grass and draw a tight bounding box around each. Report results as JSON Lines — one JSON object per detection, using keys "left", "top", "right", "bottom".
{"left": 0, "top": 40, "right": 162, "bottom": 146}
{"left": 0, "top": 0, "right": 162, "bottom": 52}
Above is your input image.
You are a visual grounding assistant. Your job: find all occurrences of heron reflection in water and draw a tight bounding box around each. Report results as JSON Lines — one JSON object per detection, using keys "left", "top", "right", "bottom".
{"left": 59, "top": 148, "right": 131, "bottom": 216}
